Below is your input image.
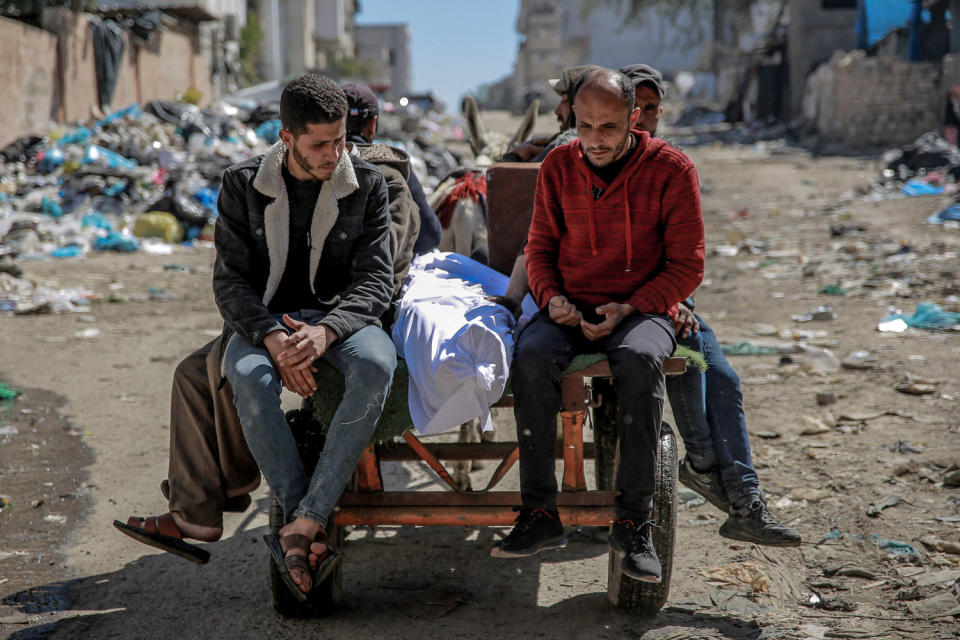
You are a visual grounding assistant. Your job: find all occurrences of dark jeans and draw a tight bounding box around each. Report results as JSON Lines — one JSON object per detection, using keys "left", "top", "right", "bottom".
{"left": 666, "top": 316, "right": 760, "bottom": 508}
{"left": 512, "top": 310, "right": 675, "bottom": 520}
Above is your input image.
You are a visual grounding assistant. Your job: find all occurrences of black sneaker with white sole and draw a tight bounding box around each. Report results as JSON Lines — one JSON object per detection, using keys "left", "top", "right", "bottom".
{"left": 678, "top": 455, "right": 730, "bottom": 513}
{"left": 610, "top": 519, "right": 661, "bottom": 583}
{"left": 719, "top": 499, "right": 801, "bottom": 547}
{"left": 490, "top": 508, "right": 567, "bottom": 558}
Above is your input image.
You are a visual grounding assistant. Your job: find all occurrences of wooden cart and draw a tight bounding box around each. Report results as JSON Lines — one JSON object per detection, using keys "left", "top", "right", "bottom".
{"left": 269, "top": 162, "right": 684, "bottom": 618}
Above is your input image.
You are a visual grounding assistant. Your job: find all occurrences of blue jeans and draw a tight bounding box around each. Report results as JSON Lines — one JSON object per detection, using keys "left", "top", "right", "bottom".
{"left": 665, "top": 316, "right": 760, "bottom": 508}
{"left": 224, "top": 315, "right": 396, "bottom": 527}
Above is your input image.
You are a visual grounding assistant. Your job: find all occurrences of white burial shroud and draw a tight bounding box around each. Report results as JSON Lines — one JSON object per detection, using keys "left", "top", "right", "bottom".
{"left": 391, "top": 251, "right": 537, "bottom": 435}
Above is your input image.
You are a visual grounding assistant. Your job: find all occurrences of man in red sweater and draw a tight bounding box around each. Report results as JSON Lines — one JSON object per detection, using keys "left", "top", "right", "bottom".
{"left": 491, "top": 69, "right": 705, "bottom": 583}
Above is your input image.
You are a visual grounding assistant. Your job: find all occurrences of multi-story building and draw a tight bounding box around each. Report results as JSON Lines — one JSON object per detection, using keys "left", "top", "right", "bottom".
{"left": 354, "top": 23, "right": 412, "bottom": 97}
{"left": 256, "top": 0, "right": 356, "bottom": 80}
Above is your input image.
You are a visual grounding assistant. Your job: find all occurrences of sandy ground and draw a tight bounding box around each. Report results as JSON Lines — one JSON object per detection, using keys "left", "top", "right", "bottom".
{"left": 2, "top": 130, "right": 960, "bottom": 640}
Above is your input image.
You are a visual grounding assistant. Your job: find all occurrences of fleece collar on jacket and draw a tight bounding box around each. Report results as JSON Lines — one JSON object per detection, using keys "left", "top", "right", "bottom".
{"left": 571, "top": 130, "right": 667, "bottom": 272}
{"left": 251, "top": 140, "right": 359, "bottom": 306}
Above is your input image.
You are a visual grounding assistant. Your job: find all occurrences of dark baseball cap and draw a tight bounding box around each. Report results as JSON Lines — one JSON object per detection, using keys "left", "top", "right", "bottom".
{"left": 618, "top": 64, "right": 665, "bottom": 99}
{"left": 547, "top": 65, "right": 602, "bottom": 96}
{"left": 341, "top": 82, "right": 379, "bottom": 119}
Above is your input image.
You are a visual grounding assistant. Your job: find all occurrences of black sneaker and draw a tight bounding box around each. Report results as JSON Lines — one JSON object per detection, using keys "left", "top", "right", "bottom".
{"left": 490, "top": 508, "right": 567, "bottom": 558}
{"left": 678, "top": 456, "right": 730, "bottom": 513}
{"left": 719, "top": 499, "right": 802, "bottom": 547}
{"left": 610, "top": 519, "right": 661, "bottom": 583}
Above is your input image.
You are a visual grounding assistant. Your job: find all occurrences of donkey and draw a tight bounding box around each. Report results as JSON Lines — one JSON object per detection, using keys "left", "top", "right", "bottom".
{"left": 430, "top": 95, "right": 539, "bottom": 264}
{"left": 430, "top": 96, "right": 538, "bottom": 491}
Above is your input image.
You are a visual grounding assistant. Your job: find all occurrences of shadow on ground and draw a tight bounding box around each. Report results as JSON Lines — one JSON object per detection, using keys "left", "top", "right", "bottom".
{"left": 3, "top": 509, "right": 762, "bottom": 640}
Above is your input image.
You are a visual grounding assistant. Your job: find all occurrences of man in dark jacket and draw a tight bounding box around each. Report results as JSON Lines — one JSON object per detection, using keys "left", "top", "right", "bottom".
{"left": 118, "top": 75, "right": 396, "bottom": 600}
{"left": 342, "top": 82, "right": 441, "bottom": 254}
{"left": 115, "top": 88, "right": 421, "bottom": 570}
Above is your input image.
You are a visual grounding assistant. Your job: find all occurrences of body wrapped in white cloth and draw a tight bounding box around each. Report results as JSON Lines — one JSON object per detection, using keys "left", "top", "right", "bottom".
{"left": 391, "top": 251, "right": 537, "bottom": 435}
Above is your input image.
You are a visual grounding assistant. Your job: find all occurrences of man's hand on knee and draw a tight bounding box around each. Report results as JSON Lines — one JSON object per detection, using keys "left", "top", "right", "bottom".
{"left": 264, "top": 329, "right": 318, "bottom": 398}
{"left": 277, "top": 315, "right": 338, "bottom": 371}
{"left": 581, "top": 302, "right": 634, "bottom": 341}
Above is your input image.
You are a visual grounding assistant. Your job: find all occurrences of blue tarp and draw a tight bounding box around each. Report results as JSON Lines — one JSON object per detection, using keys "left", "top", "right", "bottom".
{"left": 856, "top": 0, "right": 916, "bottom": 49}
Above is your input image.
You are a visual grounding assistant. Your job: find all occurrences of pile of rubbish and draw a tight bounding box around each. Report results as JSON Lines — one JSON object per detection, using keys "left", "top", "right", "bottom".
{"left": 0, "top": 100, "right": 274, "bottom": 269}
{"left": 860, "top": 131, "right": 960, "bottom": 202}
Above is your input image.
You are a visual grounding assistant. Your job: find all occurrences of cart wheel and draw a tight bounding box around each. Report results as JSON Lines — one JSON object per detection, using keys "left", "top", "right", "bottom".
{"left": 268, "top": 490, "right": 344, "bottom": 617}
{"left": 607, "top": 423, "right": 678, "bottom": 616}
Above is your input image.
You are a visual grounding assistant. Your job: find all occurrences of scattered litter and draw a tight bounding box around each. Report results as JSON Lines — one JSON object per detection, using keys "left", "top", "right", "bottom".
{"left": 788, "top": 487, "right": 833, "bottom": 502}
{"left": 721, "top": 341, "right": 801, "bottom": 355}
{"left": 800, "top": 416, "right": 832, "bottom": 435}
{"left": 889, "top": 439, "right": 923, "bottom": 454}
{"left": 823, "top": 564, "right": 878, "bottom": 580}
{"left": 818, "top": 285, "right": 846, "bottom": 296}
{"left": 678, "top": 488, "right": 706, "bottom": 507}
{"left": 915, "top": 568, "right": 960, "bottom": 587}
{"left": 74, "top": 328, "right": 100, "bottom": 340}
{"left": 816, "top": 391, "right": 836, "bottom": 406}
{"left": 703, "top": 561, "right": 769, "bottom": 593}
{"left": 43, "top": 514, "right": 67, "bottom": 524}
{"left": 792, "top": 305, "right": 837, "bottom": 322}
{"left": 754, "top": 431, "right": 781, "bottom": 439}
{"left": 895, "top": 381, "right": 937, "bottom": 396}
{"left": 841, "top": 351, "right": 877, "bottom": 370}
{"left": 882, "top": 303, "right": 960, "bottom": 331}
{"left": 865, "top": 495, "right": 902, "bottom": 517}
{"left": 906, "top": 592, "right": 960, "bottom": 617}
{"left": 877, "top": 318, "right": 909, "bottom": 333}
{"left": 799, "top": 344, "right": 841, "bottom": 373}
{"left": 901, "top": 178, "right": 944, "bottom": 196}
{"left": 0, "top": 426, "right": 18, "bottom": 436}
{"left": 920, "top": 535, "right": 960, "bottom": 555}
{"left": 0, "top": 383, "right": 22, "bottom": 400}
{"left": 0, "top": 495, "right": 11, "bottom": 509}
{"left": 943, "top": 470, "right": 960, "bottom": 487}
{"left": 872, "top": 535, "right": 920, "bottom": 557}
{"left": 805, "top": 593, "right": 858, "bottom": 612}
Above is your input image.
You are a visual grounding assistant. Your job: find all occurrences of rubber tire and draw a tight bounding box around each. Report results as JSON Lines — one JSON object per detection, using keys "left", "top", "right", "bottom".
{"left": 606, "top": 423, "right": 678, "bottom": 616}
{"left": 268, "top": 490, "right": 345, "bottom": 618}
{"left": 268, "top": 407, "right": 344, "bottom": 617}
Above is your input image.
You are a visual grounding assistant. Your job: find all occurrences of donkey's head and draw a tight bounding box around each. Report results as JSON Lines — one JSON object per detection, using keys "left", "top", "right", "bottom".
{"left": 462, "top": 95, "right": 539, "bottom": 167}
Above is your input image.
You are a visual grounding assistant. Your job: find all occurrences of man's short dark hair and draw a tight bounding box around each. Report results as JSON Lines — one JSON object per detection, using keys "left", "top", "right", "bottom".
{"left": 574, "top": 68, "right": 635, "bottom": 114}
{"left": 280, "top": 74, "right": 348, "bottom": 136}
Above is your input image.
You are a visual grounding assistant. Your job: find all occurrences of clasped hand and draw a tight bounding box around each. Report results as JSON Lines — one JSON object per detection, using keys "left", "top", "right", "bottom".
{"left": 263, "top": 314, "right": 338, "bottom": 398}
{"left": 548, "top": 295, "right": 634, "bottom": 341}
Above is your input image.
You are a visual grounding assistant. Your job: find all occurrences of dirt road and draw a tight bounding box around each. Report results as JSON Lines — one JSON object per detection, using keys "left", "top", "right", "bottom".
{"left": 2, "top": 140, "right": 959, "bottom": 640}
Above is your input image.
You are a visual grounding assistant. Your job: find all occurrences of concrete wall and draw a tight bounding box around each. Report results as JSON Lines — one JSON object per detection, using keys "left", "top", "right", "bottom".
{"left": 0, "top": 11, "right": 214, "bottom": 145}
{"left": 0, "top": 17, "right": 58, "bottom": 140}
{"left": 788, "top": 0, "right": 858, "bottom": 119}
{"left": 804, "top": 50, "right": 941, "bottom": 148}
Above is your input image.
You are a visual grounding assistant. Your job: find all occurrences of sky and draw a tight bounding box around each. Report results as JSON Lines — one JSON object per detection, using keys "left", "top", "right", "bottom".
{"left": 355, "top": 0, "right": 520, "bottom": 111}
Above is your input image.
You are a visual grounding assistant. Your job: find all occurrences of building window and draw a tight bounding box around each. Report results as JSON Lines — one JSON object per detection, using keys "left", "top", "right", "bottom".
{"left": 821, "top": 0, "right": 856, "bottom": 8}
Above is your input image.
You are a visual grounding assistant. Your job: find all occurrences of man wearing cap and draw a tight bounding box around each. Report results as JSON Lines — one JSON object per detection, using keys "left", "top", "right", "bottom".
{"left": 341, "top": 82, "right": 442, "bottom": 255}
{"left": 502, "top": 65, "right": 601, "bottom": 163}
{"left": 618, "top": 63, "right": 800, "bottom": 547}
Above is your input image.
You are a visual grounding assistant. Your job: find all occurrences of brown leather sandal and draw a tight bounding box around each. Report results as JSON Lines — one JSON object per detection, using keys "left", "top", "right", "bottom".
{"left": 264, "top": 532, "right": 315, "bottom": 602}
{"left": 113, "top": 513, "right": 210, "bottom": 564}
